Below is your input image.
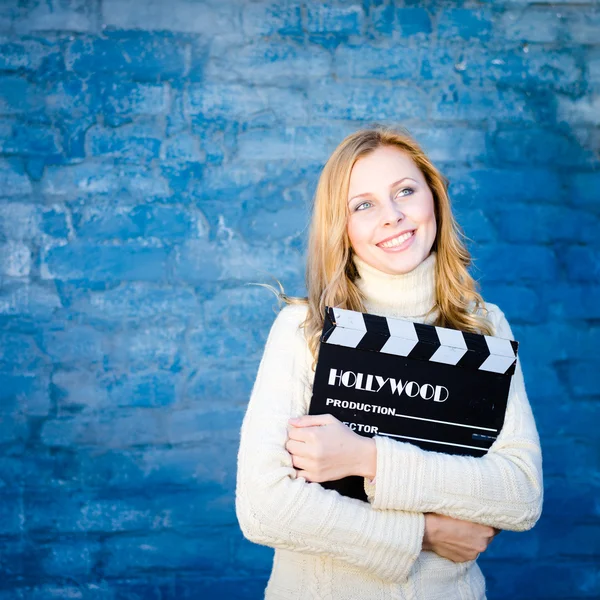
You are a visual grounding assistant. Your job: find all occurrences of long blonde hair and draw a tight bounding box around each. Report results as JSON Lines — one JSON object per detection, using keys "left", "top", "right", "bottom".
{"left": 276, "top": 126, "right": 494, "bottom": 365}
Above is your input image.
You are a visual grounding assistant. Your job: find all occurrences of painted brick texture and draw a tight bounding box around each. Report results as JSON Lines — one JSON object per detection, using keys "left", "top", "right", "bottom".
{"left": 0, "top": 0, "right": 598, "bottom": 598}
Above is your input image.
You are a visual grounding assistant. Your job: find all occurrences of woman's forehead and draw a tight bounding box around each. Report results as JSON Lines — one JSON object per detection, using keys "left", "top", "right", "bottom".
{"left": 348, "top": 147, "right": 422, "bottom": 196}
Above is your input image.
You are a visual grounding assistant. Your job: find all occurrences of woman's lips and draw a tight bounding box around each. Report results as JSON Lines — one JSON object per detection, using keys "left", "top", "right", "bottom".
{"left": 377, "top": 230, "right": 416, "bottom": 252}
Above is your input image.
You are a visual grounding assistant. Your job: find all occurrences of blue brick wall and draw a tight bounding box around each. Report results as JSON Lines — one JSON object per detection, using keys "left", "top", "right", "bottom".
{"left": 0, "top": 1, "right": 598, "bottom": 598}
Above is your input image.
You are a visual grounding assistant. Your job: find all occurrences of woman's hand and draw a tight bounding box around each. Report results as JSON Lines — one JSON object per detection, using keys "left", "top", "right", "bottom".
{"left": 423, "top": 513, "right": 500, "bottom": 562}
{"left": 286, "top": 414, "right": 377, "bottom": 482}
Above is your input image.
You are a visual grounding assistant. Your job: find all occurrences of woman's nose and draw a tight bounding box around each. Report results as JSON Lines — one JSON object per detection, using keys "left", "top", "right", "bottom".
{"left": 381, "top": 199, "right": 404, "bottom": 225}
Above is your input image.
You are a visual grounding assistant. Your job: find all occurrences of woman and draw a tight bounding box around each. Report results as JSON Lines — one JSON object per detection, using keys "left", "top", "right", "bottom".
{"left": 235, "top": 127, "right": 543, "bottom": 600}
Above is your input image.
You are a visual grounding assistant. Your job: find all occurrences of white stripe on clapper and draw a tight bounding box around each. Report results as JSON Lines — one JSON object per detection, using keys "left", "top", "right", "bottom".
{"left": 394, "top": 412, "right": 497, "bottom": 433}
{"left": 381, "top": 432, "right": 489, "bottom": 452}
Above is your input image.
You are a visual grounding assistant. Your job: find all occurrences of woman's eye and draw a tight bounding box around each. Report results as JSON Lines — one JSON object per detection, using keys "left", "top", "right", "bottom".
{"left": 396, "top": 187, "right": 414, "bottom": 198}
{"left": 356, "top": 201, "right": 373, "bottom": 211}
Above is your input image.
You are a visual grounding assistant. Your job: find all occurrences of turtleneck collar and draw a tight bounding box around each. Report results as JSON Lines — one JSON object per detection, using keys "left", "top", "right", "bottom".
{"left": 352, "top": 251, "right": 438, "bottom": 323}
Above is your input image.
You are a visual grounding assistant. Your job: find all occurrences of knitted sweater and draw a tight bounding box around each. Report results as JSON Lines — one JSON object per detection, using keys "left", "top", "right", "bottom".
{"left": 235, "top": 251, "right": 543, "bottom": 600}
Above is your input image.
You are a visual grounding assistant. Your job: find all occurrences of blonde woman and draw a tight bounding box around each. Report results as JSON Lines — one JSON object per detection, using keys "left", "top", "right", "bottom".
{"left": 235, "top": 127, "right": 543, "bottom": 600}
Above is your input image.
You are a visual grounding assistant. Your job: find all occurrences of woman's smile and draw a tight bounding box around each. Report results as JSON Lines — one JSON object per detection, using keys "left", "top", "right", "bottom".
{"left": 376, "top": 229, "right": 416, "bottom": 251}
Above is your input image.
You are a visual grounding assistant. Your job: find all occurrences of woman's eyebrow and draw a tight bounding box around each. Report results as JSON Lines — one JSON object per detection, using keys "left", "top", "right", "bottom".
{"left": 348, "top": 177, "right": 416, "bottom": 203}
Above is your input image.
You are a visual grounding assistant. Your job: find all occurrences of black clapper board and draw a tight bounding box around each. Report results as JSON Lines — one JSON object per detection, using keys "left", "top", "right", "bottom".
{"left": 308, "top": 306, "right": 519, "bottom": 501}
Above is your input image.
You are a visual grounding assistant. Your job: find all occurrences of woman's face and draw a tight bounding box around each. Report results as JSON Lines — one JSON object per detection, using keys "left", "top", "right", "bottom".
{"left": 346, "top": 145, "right": 437, "bottom": 275}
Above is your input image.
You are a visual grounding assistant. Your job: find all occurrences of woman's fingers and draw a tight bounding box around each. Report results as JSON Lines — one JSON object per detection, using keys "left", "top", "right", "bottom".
{"left": 287, "top": 425, "right": 311, "bottom": 442}
{"left": 285, "top": 438, "right": 307, "bottom": 457}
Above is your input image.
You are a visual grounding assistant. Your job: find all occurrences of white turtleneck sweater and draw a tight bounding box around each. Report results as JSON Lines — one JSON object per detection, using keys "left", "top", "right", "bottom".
{"left": 236, "top": 252, "right": 543, "bottom": 600}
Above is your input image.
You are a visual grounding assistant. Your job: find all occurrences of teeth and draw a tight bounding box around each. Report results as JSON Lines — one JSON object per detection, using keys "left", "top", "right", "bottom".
{"left": 379, "top": 231, "right": 414, "bottom": 248}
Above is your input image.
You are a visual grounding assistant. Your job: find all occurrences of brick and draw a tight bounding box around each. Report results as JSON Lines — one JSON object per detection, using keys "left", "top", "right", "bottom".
{"left": 425, "top": 46, "right": 581, "bottom": 92}
{"left": 0, "top": 37, "right": 57, "bottom": 72}
{"left": 96, "top": 81, "right": 169, "bottom": 118}
{"left": 239, "top": 203, "right": 310, "bottom": 243}
{"left": 51, "top": 369, "right": 110, "bottom": 413}
{"left": 173, "top": 577, "right": 270, "bottom": 599}
{"left": 0, "top": 281, "right": 61, "bottom": 319}
{"left": 304, "top": 3, "right": 364, "bottom": 35}
{"left": 535, "top": 401, "right": 600, "bottom": 443}
{"left": 543, "top": 439, "right": 599, "bottom": 481}
{"left": 42, "top": 163, "right": 171, "bottom": 198}
{"left": 102, "top": 0, "right": 241, "bottom": 35}
{"left": 186, "top": 83, "right": 306, "bottom": 122}
{"left": 71, "top": 204, "right": 143, "bottom": 241}
{"left": 0, "top": 76, "right": 42, "bottom": 115}
{"left": 41, "top": 409, "right": 169, "bottom": 448}
{"left": 168, "top": 407, "right": 243, "bottom": 444}
{"left": 205, "top": 39, "right": 330, "bottom": 85}
{"left": 476, "top": 244, "right": 559, "bottom": 283}
{"left": 0, "top": 373, "right": 51, "bottom": 416}
{"left": 491, "top": 204, "right": 599, "bottom": 245}
{"left": 480, "top": 285, "right": 541, "bottom": 324}
{"left": 562, "top": 8, "right": 600, "bottom": 45}
{"left": 41, "top": 325, "right": 107, "bottom": 366}
{"left": 16, "top": 584, "right": 112, "bottom": 600}
{"left": 0, "top": 159, "right": 33, "bottom": 196}
{"left": 102, "top": 531, "right": 230, "bottom": 576}
{"left": 518, "top": 323, "right": 599, "bottom": 367}
{"left": 396, "top": 8, "right": 432, "bottom": 37}
{"left": 140, "top": 444, "right": 234, "bottom": 488}
{"left": 308, "top": 83, "right": 428, "bottom": 121}
{"left": 236, "top": 124, "right": 355, "bottom": 162}
{"left": 557, "top": 94, "right": 600, "bottom": 126}
{"left": 162, "top": 132, "right": 203, "bottom": 162}
{"left": 172, "top": 239, "right": 222, "bottom": 283}
{"left": 499, "top": 9, "right": 563, "bottom": 43}
{"left": 67, "top": 32, "right": 186, "bottom": 80}
{"left": 543, "top": 283, "right": 600, "bottom": 320}
{"left": 109, "top": 372, "right": 179, "bottom": 408}
{"left": 484, "top": 528, "right": 539, "bottom": 560}
{"left": 0, "top": 331, "right": 44, "bottom": 372}
{"left": 437, "top": 8, "right": 493, "bottom": 40}
{"left": 492, "top": 128, "right": 586, "bottom": 166}
{"left": 241, "top": 1, "right": 302, "bottom": 37}
{"left": 431, "top": 86, "right": 535, "bottom": 122}
{"left": 0, "top": 119, "right": 62, "bottom": 157}
{"left": 86, "top": 121, "right": 163, "bottom": 163}
{"left": 0, "top": 202, "right": 39, "bottom": 240}
{"left": 567, "top": 172, "right": 600, "bottom": 211}
{"left": 187, "top": 365, "right": 257, "bottom": 405}
{"left": 111, "top": 325, "right": 184, "bottom": 373}
{"left": 484, "top": 563, "right": 600, "bottom": 600}
{"left": 0, "top": 241, "right": 32, "bottom": 277}
{"left": 565, "top": 362, "right": 600, "bottom": 398}
{"left": 544, "top": 477, "right": 599, "bottom": 518}
{"left": 563, "top": 246, "right": 600, "bottom": 282}
{"left": 449, "top": 167, "right": 564, "bottom": 207}
{"left": 41, "top": 242, "right": 170, "bottom": 282}
{"left": 232, "top": 530, "right": 274, "bottom": 573}
{"left": 453, "top": 207, "right": 497, "bottom": 244}
{"left": 334, "top": 45, "right": 421, "bottom": 80}
{"left": 0, "top": 493, "right": 23, "bottom": 535}
{"left": 15, "top": 0, "right": 99, "bottom": 34}
{"left": 84, "top": 283, "right": 199, "bottom": 319}
{"left": 41, "top": 208, "right": 70, "bottom": 238}
{"left": 410, "top": 127, "right": 487, "bottom": 163}
{"left": 41, "top": 540, "right": 100, "bottom": 577}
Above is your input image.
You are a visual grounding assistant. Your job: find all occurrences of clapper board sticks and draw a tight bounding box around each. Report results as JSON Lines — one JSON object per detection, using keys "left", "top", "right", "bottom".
{"left": 308, "top": 306, "right": 519, "bottom": 501}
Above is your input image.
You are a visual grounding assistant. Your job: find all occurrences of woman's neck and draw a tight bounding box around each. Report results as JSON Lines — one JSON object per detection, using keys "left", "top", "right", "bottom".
{"left": 352, "top": 252, "right": 438, "bottom": 322}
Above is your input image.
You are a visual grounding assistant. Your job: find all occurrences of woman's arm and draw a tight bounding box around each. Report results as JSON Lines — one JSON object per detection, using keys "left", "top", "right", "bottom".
{"left": 235, "top": 305, "right": 424, "bottom": 584}
{"left": 363, "top": 305, "right": 543, "bottom": 531}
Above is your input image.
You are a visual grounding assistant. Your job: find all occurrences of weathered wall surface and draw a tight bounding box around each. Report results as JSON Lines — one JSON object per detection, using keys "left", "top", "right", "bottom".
{"left": 0, "top": 0, "right": 598, "bottom": 598}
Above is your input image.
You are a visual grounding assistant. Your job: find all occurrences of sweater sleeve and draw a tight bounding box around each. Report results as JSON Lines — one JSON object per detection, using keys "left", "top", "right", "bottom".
{"left": 365, "top": 304, "right": 543, "bottom": 532}
{"left": 235, "top": 305, "right": 424, "bottom": 584}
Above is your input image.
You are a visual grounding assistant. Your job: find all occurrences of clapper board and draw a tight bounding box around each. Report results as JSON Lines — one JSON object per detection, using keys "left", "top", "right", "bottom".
{"left": 308, "top": 306, "right": 519, "bottom": 501}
